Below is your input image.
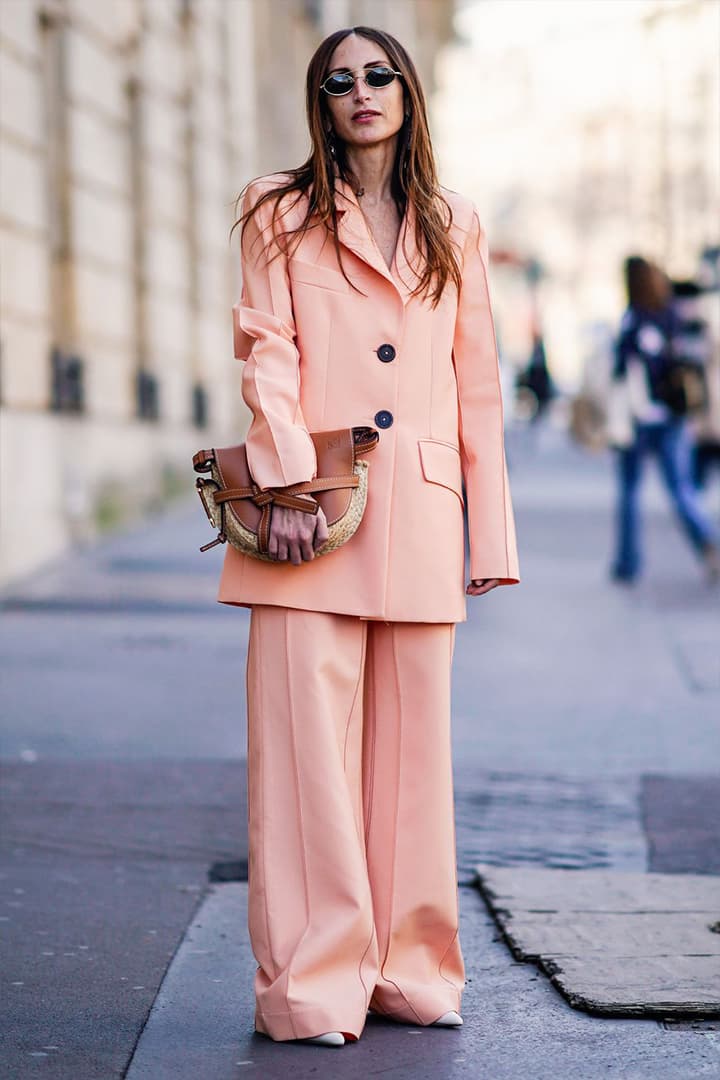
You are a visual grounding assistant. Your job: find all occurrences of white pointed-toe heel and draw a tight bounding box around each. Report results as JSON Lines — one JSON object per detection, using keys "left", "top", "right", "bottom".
{"left": 431, "top": 1011, "right": 463, "bottom": 1027}
{"left": 302, "top": 1032, "right": 345, "bottom": 1046}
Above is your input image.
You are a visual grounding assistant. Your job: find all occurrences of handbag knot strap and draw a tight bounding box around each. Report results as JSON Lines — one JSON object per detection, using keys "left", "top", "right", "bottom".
{"left": 213, "top": 485, "right": 320, "bottom": 515}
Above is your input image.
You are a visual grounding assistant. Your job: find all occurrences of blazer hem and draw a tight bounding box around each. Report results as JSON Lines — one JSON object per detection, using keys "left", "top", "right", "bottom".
{"left": 217, "top": 596, "right": 467, "bottom": 624}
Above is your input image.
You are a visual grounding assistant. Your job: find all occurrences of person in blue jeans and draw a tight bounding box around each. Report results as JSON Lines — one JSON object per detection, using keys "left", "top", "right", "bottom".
{"left": 609, "top": 256, "right": 720, "bottom": 583}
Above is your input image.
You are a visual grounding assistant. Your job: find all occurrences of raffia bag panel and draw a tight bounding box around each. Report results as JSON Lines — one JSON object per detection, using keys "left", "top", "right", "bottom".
{"left": 193, "top": 426, "right": 379, "bottom": 560}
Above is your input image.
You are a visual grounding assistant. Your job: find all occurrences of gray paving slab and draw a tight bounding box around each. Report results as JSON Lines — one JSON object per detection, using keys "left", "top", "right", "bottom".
{"left": 125, "top": 881, "right": 720, "bottom": 1080}
{"left": 475, "top": 865, "right": 720, "bottom": 1017}
{"left": 0, "top": 498, "right": 223, "bottom": 611}
{"left": 476, "top": 865, "right": 720, "bottom": 912}
{"left": 453, "top": 769, "right": 647, "bottom": 883}
{"left": 0, "top": 760, "right": 246, "bottom": 1080}
{"left": 550, "top": 956, "right": 720, "bottom": 1015}
{"left": 0, "top": 500, "right": 246, "bottom": 762}
{"left": 642, "top": 775, "right": 720, "bottom": 874}
{"left": 495, "top": 912, "right": 719, "bottom": 958}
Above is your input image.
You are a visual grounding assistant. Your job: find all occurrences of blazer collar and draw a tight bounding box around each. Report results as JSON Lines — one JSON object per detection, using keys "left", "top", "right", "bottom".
{"left": 330, "top": 174, "right": 421, "bottom": 303}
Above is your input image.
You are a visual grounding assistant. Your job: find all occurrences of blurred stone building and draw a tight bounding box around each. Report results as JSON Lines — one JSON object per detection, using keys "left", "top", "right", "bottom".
{"left": 436, "top": 0, "right": 720, "bottom": 385}
{"left": 0, "top": 0, "right": 453, "bottom": 584}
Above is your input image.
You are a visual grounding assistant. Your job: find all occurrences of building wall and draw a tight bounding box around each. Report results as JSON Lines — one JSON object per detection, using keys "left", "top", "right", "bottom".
{"left": 0, "top": 0, "right": 453, "bottom": 585}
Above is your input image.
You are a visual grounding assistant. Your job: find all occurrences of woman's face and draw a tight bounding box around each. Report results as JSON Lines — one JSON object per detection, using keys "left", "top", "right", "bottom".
{"left": 323, "top": 35, "right": 405, "bottom": 152}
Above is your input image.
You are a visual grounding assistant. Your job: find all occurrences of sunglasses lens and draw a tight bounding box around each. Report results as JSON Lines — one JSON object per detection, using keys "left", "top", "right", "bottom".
{"left": 365, "top": 67, "right": 396, "bottom": 88}
{"left": 322, "top": 68, "right": 399, "bottom": 95}
{"left": 323, "top": 74, "right": 354, "bottom": 96}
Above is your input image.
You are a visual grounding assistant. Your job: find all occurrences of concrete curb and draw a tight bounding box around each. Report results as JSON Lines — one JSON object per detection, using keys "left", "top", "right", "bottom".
{"left": 126, "top": 883, "right": 255, "bottom": 1077}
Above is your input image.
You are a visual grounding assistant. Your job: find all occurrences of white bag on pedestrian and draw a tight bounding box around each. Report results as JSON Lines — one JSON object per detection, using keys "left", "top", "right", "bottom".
{"left": 606, "top": 376, "right": 634, "bottom": 449}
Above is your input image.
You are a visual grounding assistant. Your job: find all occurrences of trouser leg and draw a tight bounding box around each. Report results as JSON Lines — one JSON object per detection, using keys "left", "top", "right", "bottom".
{"left": 693, "top": 440, "right": 720, "bottom": 490}
{"left": 246, "top": 605, "right": 378, "bottom": 1042}
{"left": 363, "top": 620, "right": 465, "bottom": 1024}
{"left": 656, "top": 421, "right": 719, "bottom": 552}
{"left": 611, "top": 439, "right": 644, "bottom": 578}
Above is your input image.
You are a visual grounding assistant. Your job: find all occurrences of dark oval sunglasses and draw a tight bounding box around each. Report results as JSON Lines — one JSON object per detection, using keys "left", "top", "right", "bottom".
{"left": 321, "top": 65, "right": 403, "bottom": 97}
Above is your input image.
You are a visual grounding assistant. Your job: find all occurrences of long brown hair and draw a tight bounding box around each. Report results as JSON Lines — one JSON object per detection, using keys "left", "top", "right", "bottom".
{"left": 229, "top": 26, "right": 463, "bottom": 307}
{"left": 624, "top": 256, "right": 671, "bottom": 312}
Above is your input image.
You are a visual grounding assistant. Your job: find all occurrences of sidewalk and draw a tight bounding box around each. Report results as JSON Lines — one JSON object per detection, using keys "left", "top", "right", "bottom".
{"left": 1, "top": 421, "right": 719, "bottom": 1078}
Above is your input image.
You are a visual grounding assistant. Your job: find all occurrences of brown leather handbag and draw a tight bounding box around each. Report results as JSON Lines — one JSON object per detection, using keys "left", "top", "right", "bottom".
{"left": 193, "top": 426, "right": 378, "bottom": 560}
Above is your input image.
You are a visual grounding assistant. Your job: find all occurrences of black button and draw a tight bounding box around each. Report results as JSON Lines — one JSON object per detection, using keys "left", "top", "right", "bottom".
{"left": 374, "top": 410, "right": 393, "bottom": 429}
{"left": 377, "top": 343, "right": 396, "bottom": 363}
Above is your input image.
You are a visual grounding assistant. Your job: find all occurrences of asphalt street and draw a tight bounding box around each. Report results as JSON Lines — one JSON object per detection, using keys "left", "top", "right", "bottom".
{"left": 1, "top": 419, "right": 719, "bottom": 1078}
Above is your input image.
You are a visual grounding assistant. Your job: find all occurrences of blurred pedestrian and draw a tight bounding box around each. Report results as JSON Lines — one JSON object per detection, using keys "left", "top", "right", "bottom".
{"left": 220, "top": 25, "right": 520, "bottom": 1048}
{"left": 516, "top": 330, "right": 556, "bottom": 423}
{"left": 608, "top": 256, "right": 720, "bottom": 583}
{"left": 673, "top": 278, "right": 720, "bottom": 492}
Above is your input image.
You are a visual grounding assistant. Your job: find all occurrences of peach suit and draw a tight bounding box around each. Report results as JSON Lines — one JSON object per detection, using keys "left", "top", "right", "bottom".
{"left": 219, "top": 174, "right": 520, "bottom": 620}
{"left": 220, "top": 173, "right": 520, "bottom": 1041}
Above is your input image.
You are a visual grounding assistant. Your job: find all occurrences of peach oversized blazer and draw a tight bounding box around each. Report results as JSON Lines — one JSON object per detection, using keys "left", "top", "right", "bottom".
{"left": 217, "top": 172, "right": 520, "bottom": 623}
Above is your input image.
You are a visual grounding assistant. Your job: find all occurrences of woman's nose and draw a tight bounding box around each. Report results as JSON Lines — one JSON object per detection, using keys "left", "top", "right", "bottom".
{"left": 352, "top": 79, "right": 371, "bottom": 104}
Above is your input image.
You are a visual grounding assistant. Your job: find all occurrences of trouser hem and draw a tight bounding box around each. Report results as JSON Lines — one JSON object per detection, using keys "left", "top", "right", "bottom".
{"left": 369, "top": 986, "right": 463, "bottom": 1026}
{"left": 254, "top": 1004, "right": 365, "bottom": 1042}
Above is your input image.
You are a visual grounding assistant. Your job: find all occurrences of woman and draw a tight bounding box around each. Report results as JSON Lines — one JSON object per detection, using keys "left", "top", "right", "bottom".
{"left": 609, "top": 255, "right": 720, "bottom": 583}
{"left": 220, "top": 26, "right": 520, "bottom": 1047}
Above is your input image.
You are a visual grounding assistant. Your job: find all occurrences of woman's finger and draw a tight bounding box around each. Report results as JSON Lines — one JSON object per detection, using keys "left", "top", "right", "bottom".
{"left": 314, "top": 508, "right": 330, "bottom": 550}
{"left": 299, "top": 535, "right": 315, "bottom": 562}
{"left": 466, "top": 578, "right": 501, "bottom": 596}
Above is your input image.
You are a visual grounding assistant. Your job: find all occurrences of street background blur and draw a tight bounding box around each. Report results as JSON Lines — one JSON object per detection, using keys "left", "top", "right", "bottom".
{"left": 1, "top": 2, "right": 719, "bottom": 1078}
{"left": 1, "top": 0, "right": 718, "bottom": 583}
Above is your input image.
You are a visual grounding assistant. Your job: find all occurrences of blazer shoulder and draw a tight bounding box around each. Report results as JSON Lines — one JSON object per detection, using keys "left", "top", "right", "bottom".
{"left": 241, "top": 173, "right": 308, "bottom": 236}
{"left": 245, "top": 171, "right": 293, "bottom": 199}
{"left": 439, "top": 186, "right": 480, "bottom": 235}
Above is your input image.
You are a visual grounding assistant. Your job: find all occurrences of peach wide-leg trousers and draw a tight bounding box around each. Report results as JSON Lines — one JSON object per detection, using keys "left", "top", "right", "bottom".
{"left": 245, "top": 605, "right": 465, "bottom": 1042}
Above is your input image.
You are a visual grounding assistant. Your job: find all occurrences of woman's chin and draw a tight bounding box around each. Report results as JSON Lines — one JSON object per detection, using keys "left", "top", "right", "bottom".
{"left": 344, "top": 132, "right": 396, "bottom": 151}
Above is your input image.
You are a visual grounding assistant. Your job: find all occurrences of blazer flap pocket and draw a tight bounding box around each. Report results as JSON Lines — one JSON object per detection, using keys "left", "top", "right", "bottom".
{"left": 289, "top": 258, "right": 349, "bottom": 293}
{"left": 418, "top": 439, "right": 464, "bottom": 501}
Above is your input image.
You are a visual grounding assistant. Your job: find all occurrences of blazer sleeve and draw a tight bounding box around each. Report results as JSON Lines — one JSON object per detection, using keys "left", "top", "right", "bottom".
{"left": 453, "top": 206, "right": 520, "bottom": 585}
{"left": 232, "top": 181, "right": 317, "bottom": 489}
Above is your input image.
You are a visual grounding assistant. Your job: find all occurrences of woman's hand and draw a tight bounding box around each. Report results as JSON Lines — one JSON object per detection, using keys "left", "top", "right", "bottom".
{"left": 466, "top": 578, "right": 501, "bottom": 597}
{"left": 268, "top": 497, "right": 329, "bottom": 565}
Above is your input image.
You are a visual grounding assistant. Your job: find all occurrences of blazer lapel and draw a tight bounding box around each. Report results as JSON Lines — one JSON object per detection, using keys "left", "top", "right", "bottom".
{"left": 392, "top": 199, "right": 422, "bottom": 302}
{"left": 333, "top": 180, "right": 395, "bottom": 288}
{"left": 332, "top": 177, "right": 420, "bottom": 303}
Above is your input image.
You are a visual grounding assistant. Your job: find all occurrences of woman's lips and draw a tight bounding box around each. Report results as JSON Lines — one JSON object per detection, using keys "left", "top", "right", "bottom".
{"left": 352, "top": 111, "right": 380, "bottom": 123}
